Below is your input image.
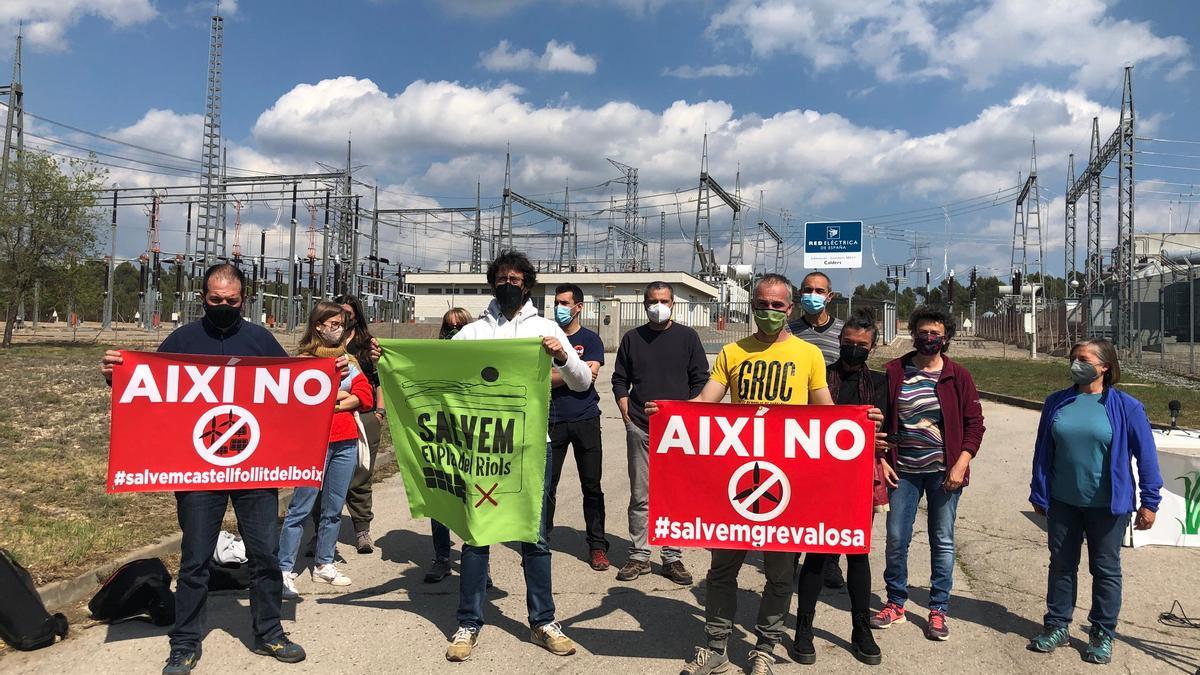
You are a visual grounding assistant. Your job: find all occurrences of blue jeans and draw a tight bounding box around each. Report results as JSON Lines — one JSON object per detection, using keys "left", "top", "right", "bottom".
{"left": 884, "top": 470, "right": 962, "bottom": 613}
{"left": 456, "top": 443, "right": 554, "bottom": 631}
{"left": 1045, "top": 499, "right": 1130, "bottom": 637}
{"left": 432, "top": 519, "right": 452, "bottom": 562}
{"left": 278, "top": 439, "right": 358, "bottom": 570}
{"left": 171, "top": 489, "right": 283, "bottom": 650}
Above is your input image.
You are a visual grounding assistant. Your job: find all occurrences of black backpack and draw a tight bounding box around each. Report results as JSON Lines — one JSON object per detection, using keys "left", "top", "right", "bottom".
{"left": 88, "top": 558, "right": 175, "bottom": 627}
{"left": 0, "top": 548, "right": 69, "bottom": 651}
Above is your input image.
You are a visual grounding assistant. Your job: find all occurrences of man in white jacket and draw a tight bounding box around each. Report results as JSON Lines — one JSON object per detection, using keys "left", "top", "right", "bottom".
{"left": 445, "top": 250, "right": 592, "bottom": 662}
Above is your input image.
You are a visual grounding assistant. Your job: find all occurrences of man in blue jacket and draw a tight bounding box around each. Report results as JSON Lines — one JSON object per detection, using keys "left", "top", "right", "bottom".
{"left": 101, "top": 264, "right": 341, "bottom": 674}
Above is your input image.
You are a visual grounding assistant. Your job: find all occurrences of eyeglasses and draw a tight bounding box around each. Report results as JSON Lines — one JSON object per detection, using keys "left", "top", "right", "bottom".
{"left": 206, "top": 296, "right": 241, "bottom": 307}
{"left": 495, "top": 275, "right": 524, "bottom": 286}
{"left": 320, "top": 320, "right": 344, "bottom": 330}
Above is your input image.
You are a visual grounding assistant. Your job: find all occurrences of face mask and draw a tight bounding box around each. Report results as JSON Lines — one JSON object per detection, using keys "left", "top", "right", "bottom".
{"left": 800, "top": 293, "right": 826, "bottom": 314}
{"left": 1070, "top": 359, "right": 1100, "bottom": 385}
{"left": 914, "top": 333, "right": 945, "bottom": 356}
{"left": 753, "top": 308, "right": 788, "bottom": 336}
{"left": 494, "top": 283, "right": 525, "bottom": 315}
{"left": 839, "top": 344, "right": 870, "bottom": 367}
{"left": 554, "top": 306, "right": 575, "bottom": 328}
{"left": 317, "top": 326, "right": 344, "bottom": 346}
{"left": 646, "top": 302, "right": 671, "bottom": 324}
{"left": 203, "top": 302, "right": 241, "bottom": 333}
{"left": 440, "top": 326, "right": 459, "bottom": 340}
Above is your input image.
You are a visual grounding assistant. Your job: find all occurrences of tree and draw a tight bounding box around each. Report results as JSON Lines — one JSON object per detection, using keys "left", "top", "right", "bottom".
{"left": 0, "top": 152, "right": 107, "bottom": 346}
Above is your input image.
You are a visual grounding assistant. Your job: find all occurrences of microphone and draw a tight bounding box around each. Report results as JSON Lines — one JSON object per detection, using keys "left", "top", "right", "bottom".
{"left": 1169, "top": 400, "right": 1181, "bottom": 430}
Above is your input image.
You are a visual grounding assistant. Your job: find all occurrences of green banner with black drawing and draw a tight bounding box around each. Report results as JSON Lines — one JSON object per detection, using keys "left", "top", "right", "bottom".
{"left": 378, "top": 338, "right": 551, "bottom": 547}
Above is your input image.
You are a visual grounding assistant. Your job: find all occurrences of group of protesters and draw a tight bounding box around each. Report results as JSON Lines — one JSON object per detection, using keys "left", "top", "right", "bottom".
{"left": 98, "top": 250, "right": 1164, "bottom": 675}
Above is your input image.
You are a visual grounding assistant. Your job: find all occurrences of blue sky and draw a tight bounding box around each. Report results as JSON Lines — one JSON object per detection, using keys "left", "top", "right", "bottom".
{"left": 3, "top": 0, "right": 1198, "bottom": 288}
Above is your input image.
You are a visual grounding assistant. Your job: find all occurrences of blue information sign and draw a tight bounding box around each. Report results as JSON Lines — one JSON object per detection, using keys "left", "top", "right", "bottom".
{"left": 803, "top": 221, "right": 863, "bottom": 269}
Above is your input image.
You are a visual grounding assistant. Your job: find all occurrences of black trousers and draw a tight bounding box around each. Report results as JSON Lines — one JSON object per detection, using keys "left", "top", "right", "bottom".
{"left": 796, "top": 553, "right": 871, "bottom": 615}
{"left": 547, "top": 416, "right": 608, "bottom": 551}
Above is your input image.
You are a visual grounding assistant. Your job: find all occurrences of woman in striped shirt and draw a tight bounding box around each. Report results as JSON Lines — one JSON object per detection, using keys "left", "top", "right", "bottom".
{"left": 870, "top": 307, "right": 986, "bottom": 642}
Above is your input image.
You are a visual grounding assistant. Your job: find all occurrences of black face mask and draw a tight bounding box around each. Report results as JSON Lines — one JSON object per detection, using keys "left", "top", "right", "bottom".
{"left": 839, "top": 344, "right": 870, "bottom": 368}
{"left": 494, "top": 283, "right": 525, "bottom": 315}
{"left": 204, "top": 302, "right": 242, "bottom": 333}
{"left": 914, "top": 333, "right": 946, "bottom": 356}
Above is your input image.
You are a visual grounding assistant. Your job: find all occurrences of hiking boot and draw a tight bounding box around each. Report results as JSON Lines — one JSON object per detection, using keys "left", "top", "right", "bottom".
{"left": 445, "top": 626, "right": 478, "bottom": 662}
{"left": 791, "top": 612, "right": 816, "bottom": 665}
{"left": 590, "top": 549, "right": 611, "bottom": 571}
{"left": 924, "top": 610, "right": 950, "bottom": 641}
{"left": 252, "top": 636, "right": 306, "bottom": 663}
{"left": 424, "top": 559, "right": 452, "bottom": 583}
{"left": 681, "top": 646, "right": 732, "bottom": 674}
{"left": 616, "top": 559, "right": 651, "bottom": 581}
{"left": 281, "top": 571, "right": 300, "bottom": 599}
{"left": 162, "top": 646, "right": 201, "bottom": 674}
{"left": 746, "top": 650, "right": 775, "bottom": 675}
{"left": 355, "top": 530, "right": 374, "bottom": 554}
{"left": 869, "top": 601, "right": 906, "bottom": 629}
{"left": 823, "top": 556, "right": 846, "bottom": 589}
{"left": 531, "top": 621, "right": 576, "bottom": 656}
{"left": 662, "top": 560, "right": 694, "bottom": 585}
{"left": 1028, "top": 625, "right": 1070, "bottom": 653}
{"left": 1083, "top": 625, "right": 1113, "bottom": 664}
{"left": 312, "top": 563, "right": 351, "bottom": 587}
{"left": 851, "top": 611, "right": 882, "bottom": 665}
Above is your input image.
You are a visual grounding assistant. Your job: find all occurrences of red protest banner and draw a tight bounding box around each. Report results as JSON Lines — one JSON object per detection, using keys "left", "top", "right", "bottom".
{"left": 107, "top": 351, "right": 338, "bottom": 493}
{"left": 648, "top": 400, "right": 874, "bottom": 554}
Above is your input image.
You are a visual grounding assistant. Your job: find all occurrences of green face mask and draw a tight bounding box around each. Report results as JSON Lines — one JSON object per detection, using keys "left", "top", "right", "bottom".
{"left": 753, "top": 308, "right": 788, "bottom": 335}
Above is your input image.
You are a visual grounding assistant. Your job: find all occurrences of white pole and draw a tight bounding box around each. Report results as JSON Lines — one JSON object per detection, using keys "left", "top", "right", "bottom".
{"left": 1031, "top": 284, "right": 1039, "bottom": 360}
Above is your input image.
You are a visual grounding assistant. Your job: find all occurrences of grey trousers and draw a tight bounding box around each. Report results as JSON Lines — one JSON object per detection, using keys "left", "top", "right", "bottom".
{"left": 625, "top": 422, "right": 682, "bottom": 564}
{"left": 704, "top": 549, "right": 797, "bottom": 655}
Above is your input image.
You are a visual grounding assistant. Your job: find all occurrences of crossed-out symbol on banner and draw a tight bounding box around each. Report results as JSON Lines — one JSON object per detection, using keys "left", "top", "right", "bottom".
{"left": 728, "top": 460, "right": 791, "bottom": 523}
{"left": 475, "top": 483, "right": 499, "bottom": 508}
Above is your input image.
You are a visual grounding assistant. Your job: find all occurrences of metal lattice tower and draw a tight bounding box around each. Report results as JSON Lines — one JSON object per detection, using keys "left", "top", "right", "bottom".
{"left": 1087, "top": 117, "right": 1102, "bottom": 293}
{"left": 336, "top": 141, "right": 355, "bottom": 295}
{"left": 1065, "top": 153, "right": 1077, "bottom": 298}
{"left": 1010, "top": 140, "right": 1044, "bottom": 295}
{"left": 0, "top": 29, "right": 24, "bottom": 201}
{"left": 1116, "top": 66, "right": 1135, "bottom": 350}
{"left": 659, "top": 211, "right": 666, "bottom": 271}
{"left": 607, "top": 158, "right": 640, "bottom": 271}
{"left": 691, "top": 133, "right": 711, "bottom": 275}
{"left": 196, "top": 15, "right": 224, "bottom": 267}
{"left": 728, "top": 167, "right": 744, "bottom": 266}
{"left": 471, "top": 182, "right": 483, "bottom": 272}
{"left": 498, "top": 149, "right": 514, "bottom": 250}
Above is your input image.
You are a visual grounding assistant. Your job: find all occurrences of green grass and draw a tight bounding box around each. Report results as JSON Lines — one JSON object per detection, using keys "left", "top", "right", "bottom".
{"left": 952, "top": 356, "right": 1200, "bottom": 429}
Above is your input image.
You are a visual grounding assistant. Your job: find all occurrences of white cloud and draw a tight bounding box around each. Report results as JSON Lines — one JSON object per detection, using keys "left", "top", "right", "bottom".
{"left": 663, "top": 63, "right": 755, "bottom": 79}
{"left": 0, "top": 0, "right": 157, "bottom": 50}
{"left": 480, "top": 39, "right": 597, "bottom": 74}
{"left": 435, "top": 0, "right": 677, "bottom": 18}
{"left": 707, "top": 0, "right": 1191, "bottom": 89}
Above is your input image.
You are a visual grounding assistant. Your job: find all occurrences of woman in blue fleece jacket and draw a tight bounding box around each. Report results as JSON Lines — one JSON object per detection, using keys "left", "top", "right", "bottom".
{"left": 1027, "top": 338, "right": 1162, "bottom": 665}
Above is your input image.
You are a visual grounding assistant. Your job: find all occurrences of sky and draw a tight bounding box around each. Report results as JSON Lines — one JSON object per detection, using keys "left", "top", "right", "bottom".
{"left": 2, "top": 0, "right": 1198, "bottom": 290}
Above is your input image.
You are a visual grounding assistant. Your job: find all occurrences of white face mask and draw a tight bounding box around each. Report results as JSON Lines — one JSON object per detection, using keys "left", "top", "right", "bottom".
{"left": 318, "top": 326, "right": 344, "bottom": 345}
{"left": 646, "top": 302, "right": 672, "bottom": 324}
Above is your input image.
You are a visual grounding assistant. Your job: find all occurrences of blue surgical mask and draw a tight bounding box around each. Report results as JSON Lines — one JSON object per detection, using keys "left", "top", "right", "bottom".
{"left": 554, "top": 305, "right": 574, "bottom": 327}
{"left": 800, "top": 293, "right": 826, "bottom": 314}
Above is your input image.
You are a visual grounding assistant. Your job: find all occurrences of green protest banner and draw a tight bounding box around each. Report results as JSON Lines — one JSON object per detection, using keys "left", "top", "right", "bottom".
{"left": 378, "top": 337, "right": 551, "bottom": 546}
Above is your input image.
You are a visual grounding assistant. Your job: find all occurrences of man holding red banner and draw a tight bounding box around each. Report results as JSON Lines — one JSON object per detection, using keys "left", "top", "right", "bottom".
{"left": 100, "top": 264, "right": 346, "bottom": 675}
{"left": 658, "top": 273, "right": 833, "bottom": 675}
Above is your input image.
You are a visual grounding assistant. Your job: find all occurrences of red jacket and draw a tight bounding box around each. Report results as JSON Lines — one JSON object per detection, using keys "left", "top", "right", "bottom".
{"left": 883, "top": 353, "right": 986, "bottom": 486}
{"left": 329, "top": 370, "right": 374, "bottom": 443}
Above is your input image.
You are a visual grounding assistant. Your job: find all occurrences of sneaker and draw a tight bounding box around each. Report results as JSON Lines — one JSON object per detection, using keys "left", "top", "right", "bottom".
{"left": 355, "top": 530, "right": 374, "bottom": 554}
{"left": 252, "top": 636, "right": 306, "bottom": 663}
{"left": 590, "top": 549, "right": 611, "bottom": 571}
{"left": 312, "top": 563, "right": 351, "bottom": 586}
{"left": 823, "top": 557, "right": 846, "bottom": 589}
{"left": 162, "top": 646, "right": 201, "bottom": 674}
{"left": 445, "top": 626, "right": 478, "bottom": 662}
{"left": 924, "top": 610, "right": 950, "bottom": 641}
{"left": 662, "top": 560, "right": 694, "bottom": 585}
{"left": 1083, "top": 625, "right": 1113, "bottom": 664}
{"left": 1028, "top": 625, "right": 1070, "bottom": 653}
{"left": 616, "top": 559, "right": 651, "bottom": 581}
{"left": 746, "top": 650, "right": 775, "bottom": 675}
{"left": 681, "top": 646, "right": 732, "bottom": 674}
{"left": 424, "top": 559, "right": 452, "bottom": 583}
{"left": 281, "top": 571, "right": 300, "bottom": 599}
{"left": 531, "top": 621, "right": 576, "bottom": 656}
{"left": 869, "top": 602, "right": 906, "bottom": 629}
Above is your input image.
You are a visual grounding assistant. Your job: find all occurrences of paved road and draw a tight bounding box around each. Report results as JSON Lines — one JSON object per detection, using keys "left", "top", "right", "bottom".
{"left": 6, "top": 363, "right": 1199, "bottom": 674}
